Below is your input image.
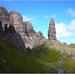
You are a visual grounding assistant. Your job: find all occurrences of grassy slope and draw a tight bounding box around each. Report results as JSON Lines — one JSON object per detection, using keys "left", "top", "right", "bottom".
{"left": 69, "top": 43, "right": 75, "bottom": 48}
{"left": 0, "top": 40, "right": 47, "bottom": 73}
{"left": 0, "top": 40, "right": 62, "bottom": 73}
{"left": 0, "top": 40, "right": 75, "bottom": 73}
{"left": 32, "top": 44, "right": 61, "bottom": 64}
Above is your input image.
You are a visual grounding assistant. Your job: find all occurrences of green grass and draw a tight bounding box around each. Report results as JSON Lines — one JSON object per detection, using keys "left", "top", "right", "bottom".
{"left": 69, "top": 43, "right": 75, "bottom": 48}
{"left": 1, "top": 39, "right": 75, "bottom": 73}
{"left": 63, "top": 59, "right": 75, "bottom": 73}
{"left": 0, "top": 40, "right": 47, "bottom": 73}
{"left": 32, "top": 44, "right": 62, "bottom": 65}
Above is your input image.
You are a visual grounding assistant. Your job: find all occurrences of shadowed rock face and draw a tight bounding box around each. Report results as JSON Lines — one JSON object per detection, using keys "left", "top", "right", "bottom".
{"left": 0, "top": 6, "right": 9, "bottom": 31}
{"left": 9, "top": 24, "right": 16, "bottom": 34}
{"left": 0, "top": 21, "right": 3, "bottom": 37}
{"left": 0, "top": 7, "right": 25, "bottom": 49}
{"left": 48, "top": 17, "right": 56, "bottom": 40}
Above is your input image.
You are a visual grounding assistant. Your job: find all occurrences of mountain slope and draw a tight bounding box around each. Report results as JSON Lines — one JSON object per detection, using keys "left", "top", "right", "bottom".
{"left": 0, "top": 39, "right": 75, "bottom": 73}
{"left": 0, "top": 40, "right": 47, "bottom": 73}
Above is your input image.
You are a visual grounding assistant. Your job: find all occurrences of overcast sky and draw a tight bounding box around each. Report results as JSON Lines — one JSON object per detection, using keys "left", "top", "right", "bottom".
{"left": 0, "top": 0, "right": 75, "bottom": 44}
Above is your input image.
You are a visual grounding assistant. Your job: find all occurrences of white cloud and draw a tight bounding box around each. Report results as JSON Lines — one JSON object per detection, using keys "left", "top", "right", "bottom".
{"left": 45, "top": 14, "right": 56, "bottom": 18}
{"left": 45, "top": 15, "right": 49, "bottom": 18}
{"left": 23, "top": 15, "right": 36, "bottom": 22}
{"left": 67, "top": 8, "right": 75, "bottom": 17}
{"left": 56, "top": 19, "right": 75, "bottom": 39}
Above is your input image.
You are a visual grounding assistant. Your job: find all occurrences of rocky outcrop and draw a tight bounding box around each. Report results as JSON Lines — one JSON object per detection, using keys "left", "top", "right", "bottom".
{"left": 37, "top": 31, "right": 46, "bottom": 40}
{"left": 0, "top": 7, "right": 25, "bottom": 49}
{"left": 22, "top": 22, "right": 46, "bottom": 49}
{"left": 0, "top": 21, "right": 3, "bottom": 37}
{"left": 13, "top": 32, "right": 25, "bottom": 50}
{"left": 9, "top": 24, "right": 16, "bottom": 34}
{"left": 9, "top": 11, "right": 24, "bottom": 33}
{"left": 48, "top": 17, "right": 56, "bottom": 40}
{"left": 0, "top": 6, "right": 9, "bottom": 31}
{"left": 23, "top": 22, "right": 36, "bottom": 37}
{"left": 0, "top": 6, "right": 46, "bottom": 49}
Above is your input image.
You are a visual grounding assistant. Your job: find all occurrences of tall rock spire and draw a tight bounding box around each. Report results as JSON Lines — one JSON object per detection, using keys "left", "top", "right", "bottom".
{"left": 48, "top": 17, "right": 56, "bottom": 40}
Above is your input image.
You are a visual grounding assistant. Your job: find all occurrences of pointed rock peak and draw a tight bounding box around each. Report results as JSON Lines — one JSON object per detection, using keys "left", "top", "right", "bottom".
{"left": 9, "top": 10, "right": 20, "bottom": 14}
{"left": 9, "top": 10, "right": 23, "bottom": 24}
{"left": 10, "top": 10, "right": 16, "bottom": 12}
{"left": 48, "top": 17, "right": 56, "bottom": 40}
{"left": 38, "top": 31, "right": 42, "bottom": 34}
{"left": 50, "top": 17, "right": 55, "bottom": 25}
{"left": 0, "top": 6, "right": 8, "bottom": 12}
{"left": 12, "top": 10, "right": 16, "bottom": 12}
{"left": 38, "top": 31, "right": 46, "bottom": 39}
{"left": 51, "top": 17, "right": 54, "bottom": 20}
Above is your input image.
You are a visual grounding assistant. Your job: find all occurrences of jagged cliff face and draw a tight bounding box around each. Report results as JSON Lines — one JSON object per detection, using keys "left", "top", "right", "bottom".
{"left": 0, "top": 6, "right": 9, "bottom": 31}
{"left": 22, "top": 22, "right": 46, "bottom": 49}
{"left": 9, "top": 11, "right": 24, "bottom": 33}
{"left": 23, "top": 22, "right": 36, "bottom": 36}
{"left": 0, "top": 6, "right": 46, "bottom": 49}
{"left": 0, "top": 21, "right": 3, "bottom": 37}
{"left": 48, "top": 17, "right": 56, "bottom": 40}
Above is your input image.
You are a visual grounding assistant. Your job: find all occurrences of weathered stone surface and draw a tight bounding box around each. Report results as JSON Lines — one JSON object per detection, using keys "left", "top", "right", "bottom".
{"left": 22, "top": 22, "right": 46, "bottom": 49}
{"left": 13, "top": 33, "right": 25, "bottom": 50}
{"left": 4, "top": 24, "right": 9, "bottom": 33}
{"left": 57, "top": 69, "right": 64, "bottom": 74}
{"left": 23, "top": 22, "right": 36, "bottom": 37}
{"left": 0, "top": 6, "right": 9, "bottom": 31}
{"left": 0, "top": 21, "right": 3, "bottom": 37}
{"left": 9, "top": 11, "right": 24, "bottom": 33}
{"left": 63, "top": 42, "right": 67, "bottom": 45}
{"left": 9, "top": 24, "right": 16, "bottom": 34}
{"left": 48, "top": 17, "right": 56, "bottom": 40}
{"left": 1, "top": 60, "right": 10, "bottom": 72}
{"left": 37, "top": 31, "right": 46, "bottom": 40}
{"left": 0, "top": 6, "right": 46, "bottom": 49}
{"left": 2, "top": 60, "right": 7, "bottom": 64}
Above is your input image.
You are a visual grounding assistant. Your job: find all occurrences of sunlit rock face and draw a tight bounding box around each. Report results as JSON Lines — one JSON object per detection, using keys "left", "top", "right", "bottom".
{"left": 0, "top": 6, "right": 9, "bottom": 31}
{"left": 9, "top": 11, "right": 24, "bottom": 33}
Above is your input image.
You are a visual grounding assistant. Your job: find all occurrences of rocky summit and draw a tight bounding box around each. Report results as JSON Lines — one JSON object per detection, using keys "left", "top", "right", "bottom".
{"left": 48, "top": 17, "right": 56, "bottom": 40}
{"left": 0, "top": 6, "right": 9, "bottom": 31}
{"left": 0, "top": 6, "right": 46, "bottom": 49}
{"left": 9, "top": 10, "right": 24, "bottom": 33}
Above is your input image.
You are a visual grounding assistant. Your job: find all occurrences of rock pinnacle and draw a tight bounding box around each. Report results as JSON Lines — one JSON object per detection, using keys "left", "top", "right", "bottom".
{"left": 48, "top": 17, "right": 56, "bottom": 40}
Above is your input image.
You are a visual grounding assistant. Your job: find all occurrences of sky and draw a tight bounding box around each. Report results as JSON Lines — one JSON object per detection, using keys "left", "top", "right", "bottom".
{"left": 0, "top": 0, "right": 75, "bottom": 44}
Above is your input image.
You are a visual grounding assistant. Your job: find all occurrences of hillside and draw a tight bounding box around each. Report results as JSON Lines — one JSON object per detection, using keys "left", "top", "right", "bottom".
{"left": 0, "top": 39, "right": 47, "bottom": 73}
{"left": 0, "top": 6, "right": 75, "bottom": 74}
{"left": 0, "top": 39, "right": 75, "bottom": 73}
